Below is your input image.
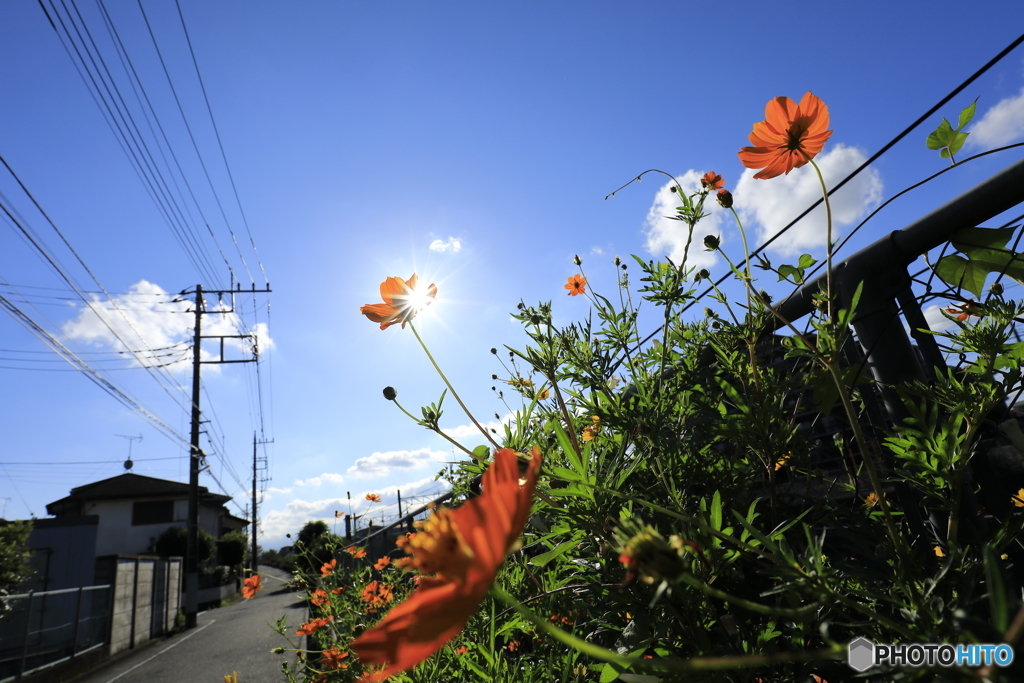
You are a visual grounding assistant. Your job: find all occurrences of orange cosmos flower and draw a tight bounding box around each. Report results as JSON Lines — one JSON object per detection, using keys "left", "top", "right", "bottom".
{"left": 296, "top": 616, "right": 333, "bottom": 636}
{"left": 321, "top": 559, "right": 338, "bottom": 577}
{"left": 351, "top": 447, "right": 542, "bottom": 682}
{"left": 360, "top": 274, "right": 437, "bottom": 330}
{"left": 310, "top": 588, "right": 329, "bottom": 607}
{"left": 366, "top": 493, "right": 382, "bottom": 503}
{"left": 374, "top": 556, "right": 392, "bottom": 570}
{"left": 944, "top": 299, "right": 984, "bottom": 322}
{"left": 242, "top": 574, "right": 262, "bottom": 600}
{"left": 738, "top": 92, "right": 833, "bottom": 180}
{"left": 360, "top": 580, "right": 395, "bottom": 611}
{"left": 346, "top": 546, "right": 368, "bottom": 559}
{"left": 700, "top": 171, "right": 724, "bottom": 190}
{"left": 321, "top": 648, "right": 350, "bottom": 670}
{"left": 565, "top": 274, "right": 587, "bottom": 296}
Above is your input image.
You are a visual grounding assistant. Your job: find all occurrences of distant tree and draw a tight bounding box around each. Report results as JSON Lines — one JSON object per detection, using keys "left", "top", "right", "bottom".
{"left": 260, "top": 548, "right": 295, "bottom": 572}
{"left": 0, "top": 520, "right": 33, "bottom": 619}
{"left": 154, "top": 525, "right": 215, "bottom": 563}
{"left": 217, "top": 530, "right": 249, "bottom": 567}
{"left": 297, "top": 520, "right": 329, "bottom": 546}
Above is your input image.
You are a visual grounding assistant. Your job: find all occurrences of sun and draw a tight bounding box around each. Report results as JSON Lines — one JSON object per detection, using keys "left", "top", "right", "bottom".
{"left": 405, "top": 283, "right": 436, "bottom": 313}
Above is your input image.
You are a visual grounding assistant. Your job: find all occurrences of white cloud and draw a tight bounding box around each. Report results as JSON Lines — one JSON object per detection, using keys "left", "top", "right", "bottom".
{"left": 61, "top": 280, "right": 273, "bottom": 372}
{"left": 441, "top": 412, "right": 515, "bottom": 441}
{"left": 643, "top": 171, "right": 725, "bottom": 271}
{"left": 735, "top": 144, "right": 882, "bottom": 257}
{"left": 258, "top": 475, "right": 451, "bottom": 546}
{"left": 968, "top": 88, "right": 1024, "bottom": 149}
{"left": 429, "top": 236, "right": 462, "bottom": 253}
{"left": 264, "top": 486, "right": 293, "bottom": 496}
{"left": 346, "top": 448, "right": 447, "bottom": 478}
{"left": 590, "top": 246, "right": 604, "bottom": 256}
{"left": 293, "top": 472, "right": 345, "bottom": 487}
{"left": 921, "top": 303, "right": 957, "bottom": 334}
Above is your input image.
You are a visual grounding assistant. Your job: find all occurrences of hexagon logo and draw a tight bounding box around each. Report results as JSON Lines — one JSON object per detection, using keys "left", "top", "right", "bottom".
{"left": 848, "top": 637, "right": 875, "bottom": 672}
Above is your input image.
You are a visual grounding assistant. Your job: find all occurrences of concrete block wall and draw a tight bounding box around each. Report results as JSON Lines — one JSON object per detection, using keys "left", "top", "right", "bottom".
{"left": 95, "top": 555, "right": 182, "bottom": 656}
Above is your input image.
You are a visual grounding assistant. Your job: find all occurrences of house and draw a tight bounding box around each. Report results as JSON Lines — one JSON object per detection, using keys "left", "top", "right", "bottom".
{"left": 45, "top": 472, "right": 247, "bottom": 557}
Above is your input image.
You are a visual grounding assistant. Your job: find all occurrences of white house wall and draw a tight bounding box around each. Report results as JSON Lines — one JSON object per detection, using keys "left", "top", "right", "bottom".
{"left": 88, "top": 499, "right": 228, "bottom": 556}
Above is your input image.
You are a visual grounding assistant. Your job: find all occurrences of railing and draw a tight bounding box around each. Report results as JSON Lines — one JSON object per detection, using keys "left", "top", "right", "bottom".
{"left": 0, "top": 585, "right": 111, "bottom": 682}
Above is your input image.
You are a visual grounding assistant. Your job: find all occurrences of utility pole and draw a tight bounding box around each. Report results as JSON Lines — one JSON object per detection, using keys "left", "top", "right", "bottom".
{"left": 252, "top": 433, "right": 272, "bottom": 576}
{"left": 185, "top": 283, "right": 271, "bottom": 630}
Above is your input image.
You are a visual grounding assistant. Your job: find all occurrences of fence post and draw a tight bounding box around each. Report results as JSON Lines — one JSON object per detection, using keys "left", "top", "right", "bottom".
{"left": 130, "top": 558, "right": 139, "bottom": 648}
{"left": 18, "top": 591, "right": 35, "bottom": 680}
{"left": 71, "top": 586, "right": 84, "bottom": 659}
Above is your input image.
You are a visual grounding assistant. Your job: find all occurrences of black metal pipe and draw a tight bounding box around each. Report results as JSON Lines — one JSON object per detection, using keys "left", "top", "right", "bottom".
{"left": 777, "top": 156, "right": 1024, "bottom": 326}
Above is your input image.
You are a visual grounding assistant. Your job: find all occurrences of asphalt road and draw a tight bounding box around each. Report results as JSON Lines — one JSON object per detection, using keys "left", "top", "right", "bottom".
{"left": 73, "top": 566, "right": 306, "bottom": 683}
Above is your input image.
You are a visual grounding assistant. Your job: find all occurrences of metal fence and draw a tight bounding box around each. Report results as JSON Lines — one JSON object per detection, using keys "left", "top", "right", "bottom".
{"left": 0, "top": 585, "right": 111, "bottom": 682}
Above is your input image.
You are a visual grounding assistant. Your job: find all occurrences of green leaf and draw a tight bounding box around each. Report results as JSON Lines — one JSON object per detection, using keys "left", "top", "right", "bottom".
{"left": 472, "top": 445, "right": 490, "bottom": 461}
{"left": 600, "top": 663, "right": 624, "bottom": 683}
{"left": 462, "top": 657, "right": 493, "bottom": 681}
{"left": 983, "top": 545, "right": 1009, "bottom": 633}
{"left": 777, "top": 264, "right": 804, "bottom": 283}
{"left": 926, "top": 117, "right": 955, "bottom": 150}
{"left": 951, "top": 226, "right": 1017, "bottom": 255}
{"left": 934, "top": 253, "right": 988, "bottom": 298}
{"left": 531, "top": 536, "right": 582, "bottom": 567}
{"left": 957, "top": 99, "right": 978, "bottom": 131}
{"left": 797, "top": 253, "right": 817, "bottom": 269}
{"left": 710, "top": 490, "right": 723, "bottom": 533}
{"left": 948, "top": 131, "right": 969, "bottom": 157}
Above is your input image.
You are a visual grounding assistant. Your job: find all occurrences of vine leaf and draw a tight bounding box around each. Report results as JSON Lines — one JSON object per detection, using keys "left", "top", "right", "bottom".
{"left": 934, "top": 225, "right": 1024, "bottom": 298}
{"left": 926, "top": 99, "right": 977, "bottom": 160}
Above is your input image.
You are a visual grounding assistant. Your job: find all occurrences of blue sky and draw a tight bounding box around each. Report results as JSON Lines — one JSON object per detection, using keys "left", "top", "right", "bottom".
{"left": 2, "top": 1, "right": 1024, "bottom": 549}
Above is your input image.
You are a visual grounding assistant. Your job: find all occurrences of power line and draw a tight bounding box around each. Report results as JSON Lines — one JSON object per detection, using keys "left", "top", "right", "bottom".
{"left": 174, "top": 0, "right": 267, "bottom": 286}
{"left": 37, "top": 0, "right": 223, "bottom": 285}
{"left": 0, "top": 292, "right": 189, "bottom": 446}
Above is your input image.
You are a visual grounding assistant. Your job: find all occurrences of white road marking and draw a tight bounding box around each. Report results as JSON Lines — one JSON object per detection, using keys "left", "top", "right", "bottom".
{"left": 103, "top": 619, "right": 216, "bottom": 683}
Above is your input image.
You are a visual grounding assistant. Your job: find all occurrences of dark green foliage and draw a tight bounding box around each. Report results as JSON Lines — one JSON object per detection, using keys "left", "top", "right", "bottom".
{"left": 218, "top": 530, "right": 249, "bottom": 567}
{"left": 0, "top": 520, "right": 33, "bottom": 618}
{"left": 155, "top": 525, "right": 216, "bottom": 563}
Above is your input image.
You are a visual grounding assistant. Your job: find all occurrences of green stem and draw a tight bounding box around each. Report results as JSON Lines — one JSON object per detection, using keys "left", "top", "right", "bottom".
{"left": 494, "top": 585, "right": 842, "bottom": 672}
{"left": 394, "top": 397, "right": 479, "bottom": 460}
{"left": 408, "top": 320, "right": 500, "bottom": 450}
{"left": 806, "top": 158, "right": 834, "bottom": 321}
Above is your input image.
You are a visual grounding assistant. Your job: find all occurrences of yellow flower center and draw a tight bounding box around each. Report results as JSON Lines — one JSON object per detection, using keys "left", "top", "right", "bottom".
{"left": 398, "top": 506, "right": 475, "bottom": 582}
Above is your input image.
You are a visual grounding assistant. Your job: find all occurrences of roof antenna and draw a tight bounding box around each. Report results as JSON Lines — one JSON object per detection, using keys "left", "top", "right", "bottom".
{"left": 116, "top": 434, "right": 143, "bottom": 471}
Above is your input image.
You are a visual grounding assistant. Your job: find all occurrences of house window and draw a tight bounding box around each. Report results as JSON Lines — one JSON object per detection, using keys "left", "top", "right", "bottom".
{"left": 132, "top": 501, "right": 174, "bottom": 526}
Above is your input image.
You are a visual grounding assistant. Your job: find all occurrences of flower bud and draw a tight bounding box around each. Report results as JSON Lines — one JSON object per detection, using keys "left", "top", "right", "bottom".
{"left": 716, "top": 189, "right": 733, "bottom": 209}
{"left": 530, "top": 315, "right": 541, "bottom": 325}
{"left": 696, "top": 268, "right": 710, "bottom": 281}
{"left": 614, "top": 256, "right": 621, "bottom": 266}
{"left": 490, "top": 348, "right": 497, "bottom": 354}
{"left": 618, "top": 528, "right": 687, "bottom": 584}
{"left": 703, "top": 234, "right": 720, "bottom": 250}
{"left": 383, "top": 386, "right": 397, "bottom": 401}
{"left": 573, "top": 254, "right": 582, "bottom": 266}
{"left": 991, "top": 282, "right": 1004, "bottom": 296}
